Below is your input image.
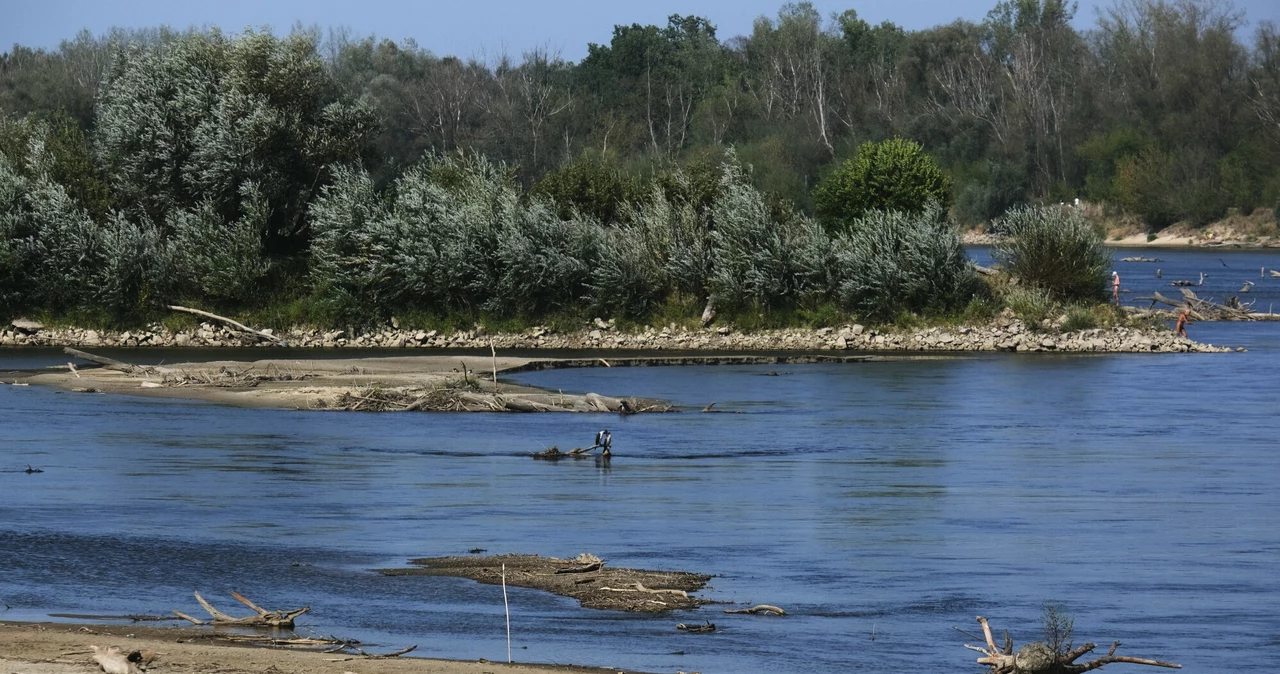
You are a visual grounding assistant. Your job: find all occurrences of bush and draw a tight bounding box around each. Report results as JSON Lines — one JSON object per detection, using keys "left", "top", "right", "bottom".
{"left": 832, "top": 203, "right": 979, "bottom": 320}
{"left": 709, "top": 156, "right": 818, "bottom": 309}
{"left": 813, "top": 137, "right": 950, "bottom": 232}
{"left": 533, "top": 151, "right": 645, "bottom": 224}
{"left": 993, "top": 205, "right": 1111, "bottom": 302}
{"left": 626, "top": 172, "right": 713, "bottom": 298}
{"left": 1002, "top": 285, "right": 1055, "bottom": 325}
{"left": 591, "top": 224, "right": 668, "bottom": 319}
{"left": 169, "top": 183, "right": 271, "bottom": 302}
{"left": 1060, "top": 304, "right": 1099, "bottom": 332}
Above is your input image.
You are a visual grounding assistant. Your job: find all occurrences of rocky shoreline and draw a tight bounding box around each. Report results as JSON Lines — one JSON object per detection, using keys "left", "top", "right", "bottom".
{"left": 2, "top": 315, "right": 1237, "bottom": 353}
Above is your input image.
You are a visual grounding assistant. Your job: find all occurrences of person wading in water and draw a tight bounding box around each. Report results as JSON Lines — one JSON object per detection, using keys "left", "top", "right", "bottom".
{"left": 1112, "top": 271, "right": 1121, "bottom": 304}
{"left": 1175, "top": 307, "right": 1193, "bottom": 338}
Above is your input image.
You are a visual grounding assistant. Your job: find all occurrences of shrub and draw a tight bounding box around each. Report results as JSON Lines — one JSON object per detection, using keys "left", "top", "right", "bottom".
{"left": 709, "top": 156, "right": 817, "bottom": 309}
{"left": 1060, "top": 304, "right": 1099, "bottom": 332}
{"left": 1002, "top": 285, "right": 1055, "bottom": 325}
{"left": 591, "top": 224, "right": 669, "bottom": 319}
{"left": 169, "top": 183, "right": 271, "bottom": 302}
{"left": 813, "top": 137, "right": 950, "bottom": 232}
{"left": 832, "top": 203, "right": 979, "bottom": 320}
{"left": 533, "top": 151, "right": 645, "bottom": 224}
{"left": 492, "top": 201, "right": 600, "bottom": 316}
{"left": 993, "top": 205, "right": 1111, "bottom": 302}
{"left": 625, "top": 172, "right": 712, "bottom": 298}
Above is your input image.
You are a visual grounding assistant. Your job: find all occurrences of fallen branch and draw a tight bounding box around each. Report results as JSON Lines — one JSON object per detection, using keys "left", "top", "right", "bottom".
{"left": 176, "top": 591, "right": 309, "bottom": 628}
{"left": 724, "top": 604, "right": 787, "bottom": 616}
{"left": 599, "top": 582, "right": 688, "bottom": 598}
{"left": 63, "top": 347, "right": 142, "bottom": 374}
{"left": 555, "top": 561, "right": 604, "bottom": 574}
{"left": 965, "top": 616, "right": 1180, "bottom": 673}
{"left": 167, "top": 305, "right": 283, "bottom": 345}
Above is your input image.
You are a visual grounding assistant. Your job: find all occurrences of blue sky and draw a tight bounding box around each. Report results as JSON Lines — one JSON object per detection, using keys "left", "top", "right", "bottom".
{"left": 7, "top": 0, "right": 1279, "bottom": 60}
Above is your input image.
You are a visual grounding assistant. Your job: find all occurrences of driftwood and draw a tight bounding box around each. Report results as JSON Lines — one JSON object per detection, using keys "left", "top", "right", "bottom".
{"left": 1140, "top": 289, "right": 1263, "bottom": 321}
{"left": 974, "top": 264, "right": 999, "bottom": 276}
{"left": 90, "top": 645, "right": 152, "bottom": 674}
{"left": 555, "top": 561, "right": 604, "bottom": 574}
{"left": 676, "top": 620, "right": 716, "bottom": 633}
{"left": 724, "top": 604, "right": 787, "bottom": 616}
{"left": 1120, "top": 257, "right": 1160, "bottom": 262}
{"left": 64, "top": 347, "right": 143, "bottom": 374}
{"left": 598, "top": 582, "right": 688, "bottom": 598}
{"left": 173, "top": 591, "right": 309, "bottom": 628}
{"left": 1168, "top": 272, "right": 1206, "bottom": 287}
{"left": 167, "top": 305, "right": 283, "bottom": 345}
{"left": 701, "top": 297, "right": 717, "bottom": 326}
{"left": 1271, "top": 269, "right": 1280, "bottom": 278}
{"left": 965, "top": 616, "right": 1180, "bottom": 673}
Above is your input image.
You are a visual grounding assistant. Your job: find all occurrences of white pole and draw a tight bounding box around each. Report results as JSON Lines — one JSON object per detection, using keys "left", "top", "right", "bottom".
{"left": 502, "top": 563, "right": 511, "bottom": 663}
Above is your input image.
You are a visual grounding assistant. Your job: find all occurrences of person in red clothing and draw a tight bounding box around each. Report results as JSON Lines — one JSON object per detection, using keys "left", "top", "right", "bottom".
{"left": 1175, "top": 308, "right": 1192, "bottom": 337}
{"left": 1111, "top": 271, "right": 1121, "bottom": 304}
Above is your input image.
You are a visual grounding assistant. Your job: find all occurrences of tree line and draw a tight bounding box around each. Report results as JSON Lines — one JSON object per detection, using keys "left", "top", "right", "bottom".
{"left": 1, "top": 0, "right": 1269, "bottom": 326}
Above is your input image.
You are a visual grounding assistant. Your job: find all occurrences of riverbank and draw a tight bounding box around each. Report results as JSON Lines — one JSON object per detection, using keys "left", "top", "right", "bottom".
{"left": 964, "top": 206, "right": 1280, "bottom": 248}
{"left": 1, "top": 316, "right": 1236, "bottom": 354}
{"left": 0, "top": 621, "right": 648, "bottom": 674}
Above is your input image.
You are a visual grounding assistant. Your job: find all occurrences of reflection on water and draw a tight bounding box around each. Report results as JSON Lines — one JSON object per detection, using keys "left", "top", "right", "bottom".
{"left": 3, "top": 332, "right": 1280, "bottom": 671}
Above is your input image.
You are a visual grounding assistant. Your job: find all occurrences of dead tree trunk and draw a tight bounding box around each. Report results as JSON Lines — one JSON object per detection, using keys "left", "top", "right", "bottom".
{"left": 964, "top": 616, "right": 1180, "bottom": 673}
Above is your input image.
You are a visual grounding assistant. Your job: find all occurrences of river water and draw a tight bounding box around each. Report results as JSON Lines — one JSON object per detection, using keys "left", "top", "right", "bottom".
{"left": 3, "top": 248, "right": 1280, "bottom": 673}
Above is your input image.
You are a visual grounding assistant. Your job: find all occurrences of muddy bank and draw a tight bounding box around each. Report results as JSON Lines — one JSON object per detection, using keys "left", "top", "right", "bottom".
{"left": 3, "top": 315, "right": 1235, "bottom": 354}
{"left": 380, "top": 554, "right": 711, "bottom": 613}
{"left": 0, "top": 621, "right": 648, "bottom": 674}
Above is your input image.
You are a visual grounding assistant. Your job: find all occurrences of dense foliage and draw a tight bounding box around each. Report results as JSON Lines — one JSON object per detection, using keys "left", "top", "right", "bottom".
{"left": 992, "top": 205, "right": 1111, "bottom": 302}
{"left": 2, "top": 0, "right": 1277, "bottom": 326}
{"left": 813, "top": 138, "right": 951, "bottom": 231}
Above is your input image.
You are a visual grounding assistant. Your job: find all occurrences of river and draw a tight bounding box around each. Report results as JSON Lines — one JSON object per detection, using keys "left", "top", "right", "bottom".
{"left": 2, "top": 248, "right": 1280, "bottom": 673}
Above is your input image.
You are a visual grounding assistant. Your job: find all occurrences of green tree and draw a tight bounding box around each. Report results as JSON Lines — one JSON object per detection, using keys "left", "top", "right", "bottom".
{"left": 813, "top": 137, "right": 949, "bottom": 230}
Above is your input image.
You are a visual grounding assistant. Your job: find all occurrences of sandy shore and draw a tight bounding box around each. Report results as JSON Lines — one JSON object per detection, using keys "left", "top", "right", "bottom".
{"left": 8, "top": 352, "right": 901, "bottom": 412}
{"left": 0, "top": 621, "right": 649, "bottom": 674}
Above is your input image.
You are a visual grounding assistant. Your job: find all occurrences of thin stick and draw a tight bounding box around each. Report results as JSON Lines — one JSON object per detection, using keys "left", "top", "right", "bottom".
{"left": 503, "top": 563, "right": 512, "bottom": 663}
{"left": 490, "top": 341, "right": 498, "bottom": 383}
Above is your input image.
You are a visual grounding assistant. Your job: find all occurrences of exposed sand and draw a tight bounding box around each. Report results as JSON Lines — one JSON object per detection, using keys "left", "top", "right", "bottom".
{"left": 0, "top": 622, "right": 651, "bottom": 674}
{"left": 10, "top": 352, "right": 894, "bottom": 412}
{"left": 379, "top": 554, "right": 713, "bottom": 613}
{"left": 10, "top": 354, "right": 669, "bottom": 412}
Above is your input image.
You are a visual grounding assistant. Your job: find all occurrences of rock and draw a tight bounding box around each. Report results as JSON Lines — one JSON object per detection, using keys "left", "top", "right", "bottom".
{"left": 589, "top": 330, "right": 603, "bottom": 340}
{"left": 1040, "top": 338, "right": 1056, "bottom": 349}
{"left": 835, "top": 336, "right": 848, "bottom": 349}
{"left": 594, "top": 317, "right": 610, "bottom": 330}
{"left": 11, "top": 318, "right": 44, "bottom": 332}
{"left": 850, "top": 324, "right": 865, "bottom": 335}
{"left": 717, "top": 326, "right": 730, "bottom": 335}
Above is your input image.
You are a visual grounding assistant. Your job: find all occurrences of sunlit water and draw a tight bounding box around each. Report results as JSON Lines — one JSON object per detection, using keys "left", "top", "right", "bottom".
{"left": 2, "top": 249, "right": 1279, "bottom": 672}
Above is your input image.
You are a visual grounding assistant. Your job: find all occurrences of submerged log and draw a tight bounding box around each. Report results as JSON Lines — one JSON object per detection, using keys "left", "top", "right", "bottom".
{"left": 173, "top": 591, "right": 309, "bottom": 628}
{"left": 724, "top": 604, "right": 787, "bottom": 616}
{"left": 676, "top": 620, "right": 716, "bottom": 633}
{"left": 965, "top": 616, "right": 1180, "bottom": 673}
